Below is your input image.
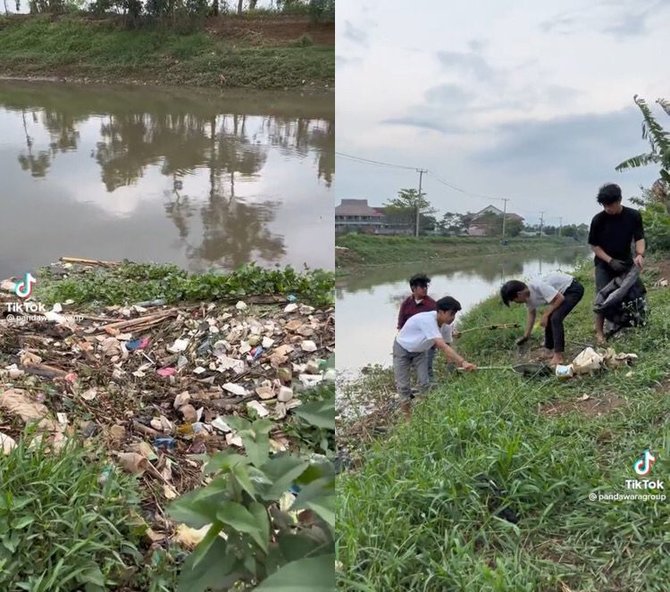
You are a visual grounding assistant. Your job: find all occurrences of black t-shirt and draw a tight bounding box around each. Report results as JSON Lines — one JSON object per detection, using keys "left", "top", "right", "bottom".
{"left": 588, "top": 206, "right": 644, "bottom": 266}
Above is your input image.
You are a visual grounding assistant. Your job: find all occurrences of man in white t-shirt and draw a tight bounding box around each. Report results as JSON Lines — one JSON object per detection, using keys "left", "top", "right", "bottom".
{"left": 393, "top": 296, "right": 476, "bottom": 417}
{"left": 500, "top": 271, "right": 584, "bottom": 366}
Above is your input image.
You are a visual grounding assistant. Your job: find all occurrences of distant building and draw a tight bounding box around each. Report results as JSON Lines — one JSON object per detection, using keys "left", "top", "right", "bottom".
{"left": 467, "top": 205, "right": 524, "bottom": 237}
{"left": 335, "top": 199, "right": 414, "bottom": 235}
{"left": 335, "top": 199, "right": 385, "bottom": 233}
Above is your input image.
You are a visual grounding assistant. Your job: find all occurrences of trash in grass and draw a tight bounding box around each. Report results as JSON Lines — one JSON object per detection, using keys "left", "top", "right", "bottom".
{"left": 0, "top": 257, "right": 334, "bottom": 546}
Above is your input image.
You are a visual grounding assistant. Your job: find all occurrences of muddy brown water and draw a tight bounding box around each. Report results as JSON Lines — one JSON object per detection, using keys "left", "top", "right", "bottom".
{"left": 336, "top": 247, "right": 590, "bottom": 373}
{"left": 0, "top": 81, "right": 334, "bottom": 279}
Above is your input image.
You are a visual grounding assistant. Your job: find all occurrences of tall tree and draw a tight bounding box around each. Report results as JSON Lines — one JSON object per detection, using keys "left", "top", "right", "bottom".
{"left": 384, "top": 188, "right": 435, "bottom": 235}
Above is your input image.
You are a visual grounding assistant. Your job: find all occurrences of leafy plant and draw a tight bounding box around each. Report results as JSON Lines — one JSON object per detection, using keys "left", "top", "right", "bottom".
{"left": 35, "top": 262, "right": 334, "bottom": 308}
{"left": 616, "top": 96, "right": 670, "bottom": 253}
{"left": 283, "top": 382, "right": 335, "bottom": 455}
{"left": 169, "top": 406, "right": 335, "bottom": 591}
{"left": 0, "top": 437, "right": 144, "bottom": 591}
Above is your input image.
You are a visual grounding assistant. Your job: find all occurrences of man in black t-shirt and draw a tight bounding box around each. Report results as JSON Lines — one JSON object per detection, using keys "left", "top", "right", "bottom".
{"left": 587, "top": 183, "right": 645, "bottom": 343}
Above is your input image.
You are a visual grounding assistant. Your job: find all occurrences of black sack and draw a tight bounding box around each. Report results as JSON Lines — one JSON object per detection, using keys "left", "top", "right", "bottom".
{"left": 593, "top": 266, "right": 648, "bottom": 335}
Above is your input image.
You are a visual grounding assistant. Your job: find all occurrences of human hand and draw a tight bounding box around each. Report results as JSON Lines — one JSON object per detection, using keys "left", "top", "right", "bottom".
{"left": 453, "top": 330, "right": 461, "bottom": 339}
{"left": 460, "top": 361, "right": 476, "bottom": 371}
{"left": 609, "top": 258, "right": 629, "bottom": 273}
{"left": 540, "top": 314, "right": 550, "bottom": 328}
{"left": 634, "top": 254, "right": 644, "bottom": 269}
{"left": 515, "top": 335, "right": 529, "bottom": 346}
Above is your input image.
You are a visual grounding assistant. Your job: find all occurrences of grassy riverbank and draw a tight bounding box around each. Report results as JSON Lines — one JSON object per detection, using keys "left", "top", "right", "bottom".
{"left": 337, "top": 258, "right": 670, "bottom": 591}
{"left": 335, "top": 234, "right": 582, "bottom": 270}
{"left": 0, "top": 15, "right": 334, "bottom": 90}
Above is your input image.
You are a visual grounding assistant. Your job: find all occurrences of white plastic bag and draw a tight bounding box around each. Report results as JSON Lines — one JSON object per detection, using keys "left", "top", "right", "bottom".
{"left": 571, "top": 347, "right": 604, "bottom": 374}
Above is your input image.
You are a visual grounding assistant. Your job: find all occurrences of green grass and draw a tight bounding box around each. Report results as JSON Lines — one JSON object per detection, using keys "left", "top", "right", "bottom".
{"left": 0, "top": 436, "right": 176, "bottom": 591}
{"left": 0, "top": 16, "right": 334, "bottom": 89}
{"left": 35, "top": 261, "right": 334, "bottom": 308}
{"left": 337, "top": 260, "right": 670, "bottom": 591}
{"left": 335, "top": 234, "right": 581, "bottom": 268}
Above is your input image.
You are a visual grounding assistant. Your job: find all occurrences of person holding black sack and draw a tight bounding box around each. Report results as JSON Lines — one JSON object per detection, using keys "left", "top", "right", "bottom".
{"left": 587, "top": 183, "right": 645, "bottom": 344}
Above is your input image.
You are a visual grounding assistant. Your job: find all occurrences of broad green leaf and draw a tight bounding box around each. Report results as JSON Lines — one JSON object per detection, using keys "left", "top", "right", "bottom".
{"left": 168, "top": 489, "right": 222, "bottom": 528}
{"left": 177, "top": 538, "right": 243, "bottom": 592}
{"left": 260, "top": 455, "right": 310, "bottom": 500}
{"left": 217, "top": 501, "right": 266, "bottom": 551}
{"left": 249, "top": 502, "right": 270, "bottom": 553}
{"left": 231, "top": 463, "right": 257, "bottom": 500}
{"left": 191, "top": 521, "right": 224, "bottom": 569}
{"left": 277, "top": 532, "right": 326, "bottom": 563}
{"left": 293, "top": 400, "right": 334, "bottom": 430}
{"left": 204, "top": 452, "right": 250, "bottom": 474}
{"left": 296, "top": 461, "right": 333, "bottom": 486}
{"left": 291, "top": 476, "right": 335, "bottom": 528}
{"left": 241, "top": 430, "right": 271, "bottom": 468}
{"left": 254, "top": 554, "right": 335, "bottom": 592}
{"left": 223, "top": 416, "right": 251, "bottom": 433}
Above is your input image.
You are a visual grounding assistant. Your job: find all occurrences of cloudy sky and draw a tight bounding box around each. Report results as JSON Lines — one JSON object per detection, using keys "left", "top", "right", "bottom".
{"left": 336, "top": 0, "right": 670, "bottom": 226}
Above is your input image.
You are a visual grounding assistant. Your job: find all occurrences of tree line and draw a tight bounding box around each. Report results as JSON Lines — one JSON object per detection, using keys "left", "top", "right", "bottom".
{"left": 7, "top": 0, "right": 334, "bottom": 26}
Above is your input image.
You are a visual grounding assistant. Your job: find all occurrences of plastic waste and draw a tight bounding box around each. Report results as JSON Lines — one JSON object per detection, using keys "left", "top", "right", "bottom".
{"left": 126, "top": 337, "right": 150, "bottom": 351}
{"left": 287, "top": 294, "right": 298, "bottom": 302}
{"left": 154, "top": 437, "right": 176, "bottom": 451}
{"left": 134, "top": 298, "right": 166, "bottom": 308}
{"left": 555, "top": 364, "right": 574, "bottom": 379}
{"left": 572, "top": 347, "right": 604, "bottom": 374}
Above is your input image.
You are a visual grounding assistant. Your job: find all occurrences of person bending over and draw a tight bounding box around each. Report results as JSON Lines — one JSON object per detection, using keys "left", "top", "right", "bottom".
{"left": 393, "top": 296, "right": 476, "bottom": 418}
{"left": 500, "top": 271, "right": 584, "bottom": 367}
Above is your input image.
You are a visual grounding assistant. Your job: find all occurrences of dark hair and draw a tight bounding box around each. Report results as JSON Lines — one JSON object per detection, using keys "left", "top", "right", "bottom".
{"left": 500, "top": 280, "right": 528, "bottom": 307}
{"left": 436, "top": 296, "right": 461, "bottom": 312}
{"left": 596, "top": 183, "right": 622, "bottom": 205}
{"left": 409, "top": 273, "right": 430, "bottom": 289}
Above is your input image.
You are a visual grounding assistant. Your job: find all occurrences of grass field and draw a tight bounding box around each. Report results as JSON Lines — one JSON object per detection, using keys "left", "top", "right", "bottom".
{"left": 335, "top": 234, "right": 581, "bottom": 269}
{"left": 0, "top": 15, "right": 334, "bottom": 89}
{"left": 337, "top": 259, "right": 670, "bottom": 591}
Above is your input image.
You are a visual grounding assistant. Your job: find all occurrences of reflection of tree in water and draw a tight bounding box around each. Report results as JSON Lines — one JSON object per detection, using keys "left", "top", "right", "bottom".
{"left": 191, "top": 195, "right": 285, "bottom": 270}
{"left": 17, "top": 108, "right": 84, "bottom": 178}
{"left": 263, "top": 117, "right": 334, "bottom": 187}
{"left": 160, "top": 113, "right": 285, "bottom": 270}
{"left": 7, "top": 89, "right": 331, "bottom": 269}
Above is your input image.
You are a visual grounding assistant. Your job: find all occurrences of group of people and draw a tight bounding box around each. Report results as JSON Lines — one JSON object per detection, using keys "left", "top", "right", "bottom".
{"left": 392, "top": 183, "right": 646, "bottom": 417}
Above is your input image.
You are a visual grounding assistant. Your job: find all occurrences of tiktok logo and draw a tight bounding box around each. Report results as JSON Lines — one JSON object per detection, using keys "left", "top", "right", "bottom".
{"left": 633, "top": 449, "right": 656, "bottom": 477}
{"left": 14, "top": 273, "right": 37, "bottom": 299}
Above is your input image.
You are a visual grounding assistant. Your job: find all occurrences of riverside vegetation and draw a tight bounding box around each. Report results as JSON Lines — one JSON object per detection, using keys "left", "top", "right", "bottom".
{"left": 336, "top": 256, "right": 670, "bottom": 591}
{"left": 335, "top": 234, "right": 581, "bottom": 270}
{"left": 0, "top": 4, "right": 334, "bottom": 90}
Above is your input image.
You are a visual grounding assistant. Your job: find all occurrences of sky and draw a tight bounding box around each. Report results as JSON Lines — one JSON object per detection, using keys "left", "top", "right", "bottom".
{"left": 335, "top": 0, "right": 670, "bottom": 226}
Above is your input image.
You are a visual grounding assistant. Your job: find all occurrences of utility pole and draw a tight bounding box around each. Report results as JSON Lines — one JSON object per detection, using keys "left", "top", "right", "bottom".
{"left": 501, "top": 198, "right": 509, "bottom": 241}
{"left": 415, "top": 168, "right": 427, "bottom": 238}
{"left": 539, "top": 211, "right": 545, "bottom": 237}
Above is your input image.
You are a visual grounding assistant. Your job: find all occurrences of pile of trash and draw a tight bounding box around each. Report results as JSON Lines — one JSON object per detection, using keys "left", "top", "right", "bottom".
{"left": 555, "top": 346, "right": 638, "bottom": 379}
{"left": 0, "top": 260, "right": 334, "bottom": 530}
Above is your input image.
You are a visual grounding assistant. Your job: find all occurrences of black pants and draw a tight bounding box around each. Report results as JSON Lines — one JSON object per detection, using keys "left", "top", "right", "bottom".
{"left": 545, "top": 280, "right": 584, "bottom": 353}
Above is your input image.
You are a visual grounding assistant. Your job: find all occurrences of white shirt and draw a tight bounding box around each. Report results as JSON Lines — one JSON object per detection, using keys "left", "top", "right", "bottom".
{"left": 526, "top": 271, "right": 573, "bottom": 311}
{"left": 396, "top": 311, "right": 453, "bottom": 352}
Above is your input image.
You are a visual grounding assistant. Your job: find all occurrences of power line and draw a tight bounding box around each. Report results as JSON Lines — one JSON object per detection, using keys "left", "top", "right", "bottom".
{"left": 426, "top": 171, "right": 504, "bottom": 203}
{"left": 335, "top": 152, "right": 418, "bottom": 171}
{"left": 336, "top": 151, "right": 564, "bottom": 217}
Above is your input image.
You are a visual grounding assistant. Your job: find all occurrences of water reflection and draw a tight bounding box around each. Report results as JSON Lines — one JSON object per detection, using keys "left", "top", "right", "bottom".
{"left": 0, "top": 81, "right": 333, "bottom": 277}
{"left": 336, "top": 247, "right": 590, "bottom": 370}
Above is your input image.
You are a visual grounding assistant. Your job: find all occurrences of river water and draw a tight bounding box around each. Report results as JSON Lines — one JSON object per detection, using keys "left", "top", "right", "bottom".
{"left": 336, "top": 246, "right": 590, "bottom": 372}
{"left": 0, "top": 81, "right": 334, "bottom": 278}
